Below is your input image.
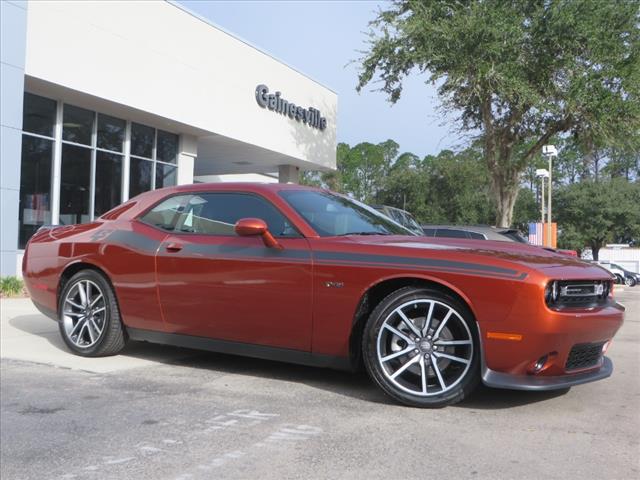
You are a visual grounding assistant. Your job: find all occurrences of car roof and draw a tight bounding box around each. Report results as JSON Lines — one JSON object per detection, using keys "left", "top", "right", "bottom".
{"left": 421, "top": 224, "right": 522, "bottom": 241}
{"left": 422, "top": 224, "right": 516, "bottom": 234}
{"left": 159, "top": 182, "right": 323, "bottom": 194}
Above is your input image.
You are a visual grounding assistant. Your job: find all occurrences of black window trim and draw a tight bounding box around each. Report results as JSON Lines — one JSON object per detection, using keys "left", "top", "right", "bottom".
{"left": 137, "top": 190, "right": 304, "bottom": 239}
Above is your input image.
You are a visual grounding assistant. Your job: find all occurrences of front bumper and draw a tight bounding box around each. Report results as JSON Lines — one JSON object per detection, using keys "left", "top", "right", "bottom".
{"left": 482, "top": 356, "right": 613, "bottom": 391}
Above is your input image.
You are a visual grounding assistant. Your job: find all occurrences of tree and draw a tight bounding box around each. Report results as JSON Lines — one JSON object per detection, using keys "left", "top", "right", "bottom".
{"left": 357, "top": 0, "right": 640, "bottom": 226}
{"left": 555, "top": 180, "right": 640, "bottom": 260}
{"left": 376, "top": 146, "right": 495, "bottom": 225}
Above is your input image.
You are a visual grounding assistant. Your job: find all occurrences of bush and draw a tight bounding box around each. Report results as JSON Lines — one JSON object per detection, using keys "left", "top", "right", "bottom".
{"left": 0, "top": 276, "right": 24, "bottom": 297}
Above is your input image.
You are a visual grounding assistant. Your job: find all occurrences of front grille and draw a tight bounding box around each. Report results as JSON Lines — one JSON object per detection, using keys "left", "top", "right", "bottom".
{"left": 546, "top": 280, "right": 611, "bottom": 308}
{"left": 565, "top": 342, "right": 605, "bottom": 371}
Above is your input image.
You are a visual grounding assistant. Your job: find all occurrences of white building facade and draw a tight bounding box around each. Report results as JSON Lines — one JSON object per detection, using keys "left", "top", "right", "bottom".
{"left": 0, "top": 1, "right": 338, "bottom": 276}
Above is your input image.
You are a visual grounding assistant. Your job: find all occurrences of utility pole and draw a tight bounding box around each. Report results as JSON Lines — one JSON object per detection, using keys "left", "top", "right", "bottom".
{"left": 536, "top": 168, "right": 550, "bottom": 246}
{"left": 542, "top": 146, "right": 558, "bottom": 247}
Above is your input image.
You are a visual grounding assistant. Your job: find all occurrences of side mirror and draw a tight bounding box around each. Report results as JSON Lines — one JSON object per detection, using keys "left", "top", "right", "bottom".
{"left": 234, "top": 218, "right": 283, "bottom": 250}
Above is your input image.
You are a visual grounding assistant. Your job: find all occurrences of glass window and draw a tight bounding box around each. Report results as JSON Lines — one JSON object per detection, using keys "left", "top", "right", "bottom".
{"left": 499, "top": 230, "right": 528, "bottom": 243}
{"left": 94, "top": 151, "right": 122, "bottom": 216}
{"left": 97, "top": 114, "right": 125, "bottom": 152}
{"left": 169, "top": 193, "right": 298, "bottom": 237}
{"left": 435, "top": 229, "right": 469, "bottom": 239}
{"left": 129, "top": 157, "right": 153, "bottom": 198}
{"left": 423, "top": 228, "right": 436, "bottom": 237}
{"left": 141, "top": 194, "right": 192, "bottom": 231}
{"left": 468, "top": 231, "right": 486, "bottom": 240}
{"left": 18, "top": 136, "right": 53, "bottom": 248}
{"left": 63, "top": 104, "right": 94, "bottom": 145}
{"left": 281, "top": 190, "right": 413, "bottom": 237}
{"left": 59, "top": 144, "right": 91, "bottom": 225}
{"left": 156, "top": 130, "right": 178, "bottom": 163}
{"left": 131, "top": 123, "right": 154, "bottom": 158}
{"left": 155, "top": 163, "right": 177, "bottom": 190}
{"left": 23, "top": 93, "right": 56, "bottom": 137}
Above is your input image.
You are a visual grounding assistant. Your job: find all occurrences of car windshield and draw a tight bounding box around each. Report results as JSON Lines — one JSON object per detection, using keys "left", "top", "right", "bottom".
{"left": 280, "top": 190, "right": 416, "bottom": 237}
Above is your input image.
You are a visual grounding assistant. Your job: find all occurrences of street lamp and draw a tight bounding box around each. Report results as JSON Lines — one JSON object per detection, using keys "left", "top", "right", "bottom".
{"left": 536, "top": 168, "right": 549, "bottom": 229}
{"left": 542, "top": 145, "right": 558, "bottom": 247}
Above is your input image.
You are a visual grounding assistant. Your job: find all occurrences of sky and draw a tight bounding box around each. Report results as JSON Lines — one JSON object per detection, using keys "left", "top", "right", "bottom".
{"left": 177, "top": 0, "right": 461, "bottom": 158}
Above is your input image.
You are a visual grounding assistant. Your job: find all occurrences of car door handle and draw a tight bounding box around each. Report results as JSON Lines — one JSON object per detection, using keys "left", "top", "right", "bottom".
{"left": 165, "top": 242, "right": 183, "bottom": 253}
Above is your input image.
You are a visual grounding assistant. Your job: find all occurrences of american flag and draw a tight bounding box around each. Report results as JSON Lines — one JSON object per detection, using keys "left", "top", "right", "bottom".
{"left": 529, "top": 222, "right": 544, "bottom": 245}
{"left": 529, "top": 222, "right": 557, "bottom": 247}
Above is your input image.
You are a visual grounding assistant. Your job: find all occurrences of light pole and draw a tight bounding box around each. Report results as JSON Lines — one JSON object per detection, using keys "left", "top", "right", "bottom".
{"left": 536, "top": 169, "right": 549, "bottom": 237}
{"left": 542, "top": 145, "right": 558, "bottom": 247}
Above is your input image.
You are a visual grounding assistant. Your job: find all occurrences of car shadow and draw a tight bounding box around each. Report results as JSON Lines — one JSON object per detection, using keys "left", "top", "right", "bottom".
{"left": 8, "top": 313, "right": 570, "bottom": 410}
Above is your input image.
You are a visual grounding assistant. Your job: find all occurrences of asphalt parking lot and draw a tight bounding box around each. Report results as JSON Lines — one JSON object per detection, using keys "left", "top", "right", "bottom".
{"left": 1, "top": 289, "right": 639, "bottom": 480}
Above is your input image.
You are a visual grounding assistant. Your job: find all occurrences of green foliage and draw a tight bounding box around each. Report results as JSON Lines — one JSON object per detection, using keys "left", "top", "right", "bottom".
{"left": 555, "top": 179, "right": 640, "bottom": 259}
{"left": 354, "top": 145, "right": 498, "bottom": 225}
{"left": 0, "top": 276, "right": 24, "bottom": 297}
{"left": 357, "top": 0, "right": 640, "bottom": 226}
{"left": 512, "top": 188, "right": 539, "bottom": 233}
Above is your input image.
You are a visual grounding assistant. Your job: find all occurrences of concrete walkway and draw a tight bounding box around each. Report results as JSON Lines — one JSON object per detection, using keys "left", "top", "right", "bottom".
{"left": 0, "top": 298, "right": 199, "bottom": 373}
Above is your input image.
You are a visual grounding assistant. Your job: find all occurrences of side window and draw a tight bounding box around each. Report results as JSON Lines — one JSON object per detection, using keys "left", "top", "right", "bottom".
{"left": 174, "top": 193, "right": 299, "bottom": 237}
{"left": 141, "top": 194, "right": 192, "bottom": 231}
{"left": 423, "top": 228, "right": 436, "bottom": 237}
{"left": 468, "top": 232, "right": 486, "bottom": 240}
{"left": 435, "top": 228, "right": 469, "bottom": 239}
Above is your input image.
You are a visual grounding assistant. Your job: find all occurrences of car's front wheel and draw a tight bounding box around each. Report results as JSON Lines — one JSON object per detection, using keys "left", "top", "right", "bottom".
{"left": 625, "top": 276, "right": 637, "bottom": 287}
{"left": 362, "top": 286, "right": 480, "bottom": 407}
{"left": 58, "top": 270, "right": 126, "bottom": 356}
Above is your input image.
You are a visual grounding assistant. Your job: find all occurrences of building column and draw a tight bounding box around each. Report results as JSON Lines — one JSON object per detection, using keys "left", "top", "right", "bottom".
{"left": 0, "top": 0, "right": 28, "bottom": 276}
{"left": 278, "top": 164, "right": 299, "bottom": 184}
{"left": 177, "top": 134, "right": 197, "bottom": 185}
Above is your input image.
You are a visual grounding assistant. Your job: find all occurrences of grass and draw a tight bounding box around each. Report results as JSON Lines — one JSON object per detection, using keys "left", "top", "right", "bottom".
{"left": 0, "top": 276, "right": 25, "bottom": 297}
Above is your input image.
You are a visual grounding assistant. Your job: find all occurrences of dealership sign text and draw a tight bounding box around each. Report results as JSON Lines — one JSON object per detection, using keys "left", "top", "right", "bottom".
{"left": 255, "top": 84, "right": 327, "bottom": 131}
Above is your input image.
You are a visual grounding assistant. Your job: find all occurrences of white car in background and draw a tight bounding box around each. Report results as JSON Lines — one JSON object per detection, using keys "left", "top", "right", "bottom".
{"left": 597, "top": 261, "right": 638, "bottom": 287}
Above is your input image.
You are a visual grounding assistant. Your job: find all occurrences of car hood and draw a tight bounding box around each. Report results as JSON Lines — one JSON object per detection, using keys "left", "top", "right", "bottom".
{"left": 332, "top": 235, "right": 613, "bottom": 281}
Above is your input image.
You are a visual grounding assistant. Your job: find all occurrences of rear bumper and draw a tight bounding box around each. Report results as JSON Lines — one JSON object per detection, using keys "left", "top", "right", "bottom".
{"left": 482, "top": 356, "right": 613, "bottom": 391}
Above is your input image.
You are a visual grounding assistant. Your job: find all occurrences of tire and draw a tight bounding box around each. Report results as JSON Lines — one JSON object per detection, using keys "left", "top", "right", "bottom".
{"left": 362, "top": 286, "right": 480, "bottom": 407}
{"left": 615, "top": 275, "right": 624, "bottom": 285}
{"left": 58, "top": 269, "right": 126, "bottom": 356}
{"left": 625, "top": 276, "right": 637, "bottom": 287}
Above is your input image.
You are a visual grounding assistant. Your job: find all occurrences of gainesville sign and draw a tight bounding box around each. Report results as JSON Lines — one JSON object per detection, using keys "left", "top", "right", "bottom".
{"left": 255, "top": 84, "right": 327, "bottom": 131}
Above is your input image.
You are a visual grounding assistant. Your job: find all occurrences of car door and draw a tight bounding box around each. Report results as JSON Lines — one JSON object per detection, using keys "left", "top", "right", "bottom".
{"left": 151, "top": 191, "right": 313, "bottom": 351}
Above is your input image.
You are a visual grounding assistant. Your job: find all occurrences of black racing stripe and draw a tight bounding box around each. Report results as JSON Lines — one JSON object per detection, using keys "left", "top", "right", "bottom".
{"left": 182, "top": 243, "right": 311, "bottom": 261}
{"left": 107, "top": 230, "right": 160, "bottom": 253}
{"left": 314, "top": 251, "right": 522, "bottom": 277}
{"left": 182, "top": 244, "right": 311, "bottom": 260}
{"left": 105, "top": 231, "right": 526, "bottom": 280}
{"left": 315, "top": 258, "right": 528, "bottom": 281}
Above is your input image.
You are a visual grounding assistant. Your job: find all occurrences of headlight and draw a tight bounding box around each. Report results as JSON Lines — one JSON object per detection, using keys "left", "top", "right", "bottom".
{"left": 544, "top": 281, "right": 560, "bottom": 304}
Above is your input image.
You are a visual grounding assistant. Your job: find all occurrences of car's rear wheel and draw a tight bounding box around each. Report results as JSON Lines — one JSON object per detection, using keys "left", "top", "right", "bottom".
{"left": 625, "top": 276, "right": 637, "bottom": 287}
{"left": 615, "top": 275, "right": 624, "bottom": 285}
{"left": 362, "top": 286, "right": 480, "bottom": 407}
{"left": 58, "top": 270, "right": 126, "bottom": 356}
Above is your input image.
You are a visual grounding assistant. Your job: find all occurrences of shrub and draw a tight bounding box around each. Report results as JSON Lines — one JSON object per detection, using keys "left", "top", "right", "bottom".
{"left": 0, "top": 276, "right": 24, "bottom": 297}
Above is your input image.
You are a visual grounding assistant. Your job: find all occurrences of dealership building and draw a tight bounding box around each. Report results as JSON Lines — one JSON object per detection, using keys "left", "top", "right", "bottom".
{"left": 0, "top": 0, "right": 338, "bottom": 276}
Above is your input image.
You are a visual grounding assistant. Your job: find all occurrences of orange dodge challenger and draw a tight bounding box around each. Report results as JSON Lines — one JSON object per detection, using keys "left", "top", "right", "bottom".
{"left": 22, "top": 183, "right": 624, "bottom": 407}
